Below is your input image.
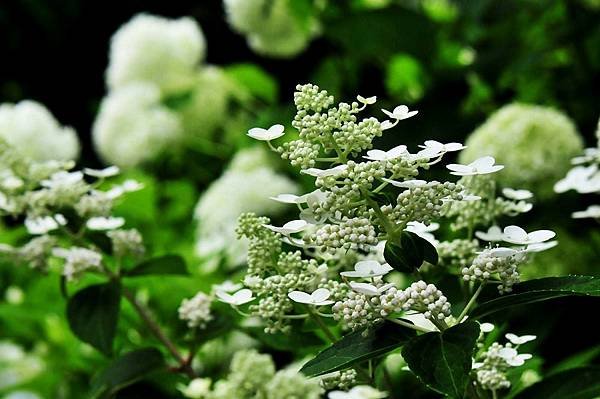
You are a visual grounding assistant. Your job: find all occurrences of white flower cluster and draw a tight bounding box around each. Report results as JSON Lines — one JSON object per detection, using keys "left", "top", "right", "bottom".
{"left": 473, "top": 324, "right": 535, "bottom": 392}
{"left": 223, "top": 0, "right": 320, "bottom": 58}
{"left": 178, "top": 292, "right": 214, "bottom": 329}
{"left": 93, "top": 14, "right": 237, "bottom": 167}
{"left": 555, "top": 116, "right": 600, "bottom": 219}
{"left": 194, "top": 147, "right": 298, "bottom": 267}
{"left": 0, "top": 100, "right": 79, "bottom": 162}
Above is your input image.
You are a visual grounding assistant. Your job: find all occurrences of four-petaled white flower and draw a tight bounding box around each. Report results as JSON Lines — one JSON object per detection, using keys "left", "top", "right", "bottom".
{"left": 498, "top": 347, "right": 533, "bottom": 367}
{"left": 263, "top": 220, "right": 309, "bottom": 235}
{"left": 25, "top": 214, "right": 67, "bottom": 235}
{"left": 572, "top": 205, "right": 600, "bottom": 219}
{"left": 363, "top": 145, "right": 407, "bottom": 161}
{"left": 382, "top": 178, "right": 427, "bottom": 188}
{"left": 357, "top": 95, "right": 376, "bottom": 105}
{"left": 505, "top": 333, "right": 536, "bottom": 345}
{"left": 288, "top": 288, "right": 334, "bottom": 306}
{"left": 247, "top": 124, "right": 285, "bottom": 141}
{"left": 502, "top": 225, "right": 556, "bottom": 245}
{"left": 86, "top": 216, "right": 125, "bottom": 231}
{"left": 418, "top": 140, "right": 466, "bottom": 158}
{"left": 340, "top": 260, "right": 393, "bottom": 278}
{"left": 328, "top": 385, "right": 387, "bottom": 399}
{"left": 301, "top": 165, "right": 348, "bottom": 178}
{"left": 502, "top": 188, "right": 533, "bottom": 200}
{"left": 349, "top": 282, "right": 394, "bottom": 296}
{"left": 446, "top": 156, "right": 504, "bottom": 176}
{"left": 83, "top": 166, "right": 120, "bottom": 178}
{"left": 475, "top": 225, "right": 504, "bottom": 242}
{"left": 382, "top": 105, "right": 418, "bottom": 120}
{"left": 216, "top": 288, "right": 255, "bottom": 305}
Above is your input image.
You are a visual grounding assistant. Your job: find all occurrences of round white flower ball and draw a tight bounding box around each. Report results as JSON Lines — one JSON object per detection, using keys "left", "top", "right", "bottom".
{"left": 92, "top": 83, "right": 183, "bottom": 168}
{"left": 106, "top": 14, "right": 206, "bottom": 92}
{"left": 0, "top": 100, "right": 79, "bottom": 162}
{"left": 194, "top": 147, "right": 297, "bottom": 266}
{"left": 223, "top": 0, "right": 318, "bottom": 58}
{"left": 459, "top": 103, "right": 583, "bottom": 198}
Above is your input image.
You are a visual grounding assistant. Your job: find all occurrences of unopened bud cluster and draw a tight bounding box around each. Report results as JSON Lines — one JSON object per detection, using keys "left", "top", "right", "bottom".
{"left": 463, "top": 249, "right": 524, "bottom": 293}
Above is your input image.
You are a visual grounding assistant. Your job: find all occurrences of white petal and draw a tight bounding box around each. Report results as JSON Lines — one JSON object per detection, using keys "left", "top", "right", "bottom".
{"left": 311, "top": 288, "right": 331, "bottom": 303}
{"left": 480, "top": 323, "right": 495, "bottom": 333}
{"left": 232, "top": 289, "right": 254, "bottom": 305}
{"left": 283, "top": 219, "right": 309, "bottom": 232}
{"left": 349, "top": 282, "right": 379, "bottom": 296}
{"left": 84, "top": 166, "right": 120, "bottom": 178}
{"left": 288, "top": 291, "right": 313, "bottom": 304}
{"left": 270, "top": 194, "right": 303, "bottom": 204}
{"left": 503, "top": 225, "right": 528, "bottom": 242}
{"left": 527, "top": 230, "right": 556, "bottom": 243}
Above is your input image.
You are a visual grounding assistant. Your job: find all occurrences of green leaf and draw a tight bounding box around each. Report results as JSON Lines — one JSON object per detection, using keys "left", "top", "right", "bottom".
{"left": 66, "top": 281, "right": 121, "bottom": 356}
{"left": 471, "top": 276, "right": 600, "bottom": 319}
{"left": 224, "top": 63, "right": 278, "bottom": 103}
{"left": 384, "top": 231, "right": 438, "bottom": 273}
{"left": 300, "top": 321, "right": 416, "bottom": 376}
{"left": 513, "top": 366, "right": 600, "bottom": 399}
{"left": 90, "top": 348, "right": 164, "bottom": 399}
{"left": 125, "top": 255, "right": 188, "bottom": 277}
{"left": 402, "top": 321, "right": 480, "bottom": 398}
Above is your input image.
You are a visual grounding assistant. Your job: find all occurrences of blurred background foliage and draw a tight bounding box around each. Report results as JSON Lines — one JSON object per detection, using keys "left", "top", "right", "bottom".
{"left": 1, "top": 0, "right": 600, "bottom": 397}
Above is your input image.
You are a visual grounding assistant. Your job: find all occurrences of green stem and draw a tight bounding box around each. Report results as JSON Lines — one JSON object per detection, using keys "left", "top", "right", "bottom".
{"left": 458, "top": 283, "right": 484, "bottom": 322}
{"left": 307, "top": 306, "right": 337, "bottom": 343}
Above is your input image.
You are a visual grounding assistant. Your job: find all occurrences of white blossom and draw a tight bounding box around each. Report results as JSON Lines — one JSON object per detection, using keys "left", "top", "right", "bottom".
{"left": 40, "top": 171, "right": 84, "bottom": 189}
{"left": 505, "top": 333, "right": 536, "bottom": 345}
{"left": 381, "top": 178, "right": 427, "bottom": 188}
{"left": 572, "top": 205, "right": 600, "bottom": 219}
{"left": 269, "top": 193, "right": 307, "bottom": 204}
{"left": 357, "top": 95, "right": 377, "bottom": 105}
{"left": 348, "top": 282, "right": 394, "bottom": 296}
{"left": 502, "top": 225, "right": 556, "bottom": 245}
{"left": 52, "top": 247, "right": 102, "bottom": 281}
{"left": 340, "top": 260, "right": 393, "bottom": 278}
{"left": 263, "top": 220, "right": 309, "bottom": 235}
{"left": 247, "top": 124, "right": 285, "bottom": 141}
{"left": 301, "top": 165, "right": 348, "bottom": 178}
{"left": 363, "top": 145, "right": 407, "bottom": 161}
{"left": 381, "top": 105, "right": 418, "bottom": 120}
{"left": 288, "top": 288, "right": 334, "bottom": 306}
{"left": 525, "top": 241, "right": 558, "bottom": 253}
{"left": 554, "top": 165, "right": 599, "bottom": 193}
{"left": 418, "top": 140, "right": 466, "bottom": 158}
{"left": 0, "top": 100, "right": 80, "bottom": 162}
{"left": 447, "top": 156, "right": 504, "bottom": 176}
{"left": 212, "top": 280, "right": 243, "bottom": 293}
{"left": 25, "top": 215, "right": 67, "bottom": 235}
{"left": 328, "top": 385, "right": 387, "bottom": 399}
{"left": 475, "top": 226, "right": 504, "bottom": 242}
{"left": 178, "top": 292, "right": 213, "bottom": 329}
{"left": 86, "top": 217, "right": 125, "bottom": 231}
{"left": 216, "top": 289, "right": 255, "bottom": 306}
{"left": 502, "top": 188, "right": 533, "bottom": 200}
{"left": 498, "top": 347, "right": 533, "bottom": 367}
{"left": 83, "top": 166, "right": 120, "bottom": 178}
{"left": 480, "top": 322, "right": 495, "bottom": 333}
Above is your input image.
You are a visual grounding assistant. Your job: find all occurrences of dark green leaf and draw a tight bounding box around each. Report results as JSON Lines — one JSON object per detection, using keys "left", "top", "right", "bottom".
{"left": 513, "top": 366, "right": 600, "bottom": 399}
{"left": 66, "top": 281, "right": 121, "bottom": 356}
{"left": 415, "top": 232, "right": 438, "bottom": 265}
{"left": 90, "top": 348, "right": 164, "bottom": 399}
{"left": 402, "top": 321, "right": 480, "bottom": 398}
{"left": 384, "top": 240, "right": 416, "bottom": 273}
{"left": 384, "top": 231, "right": 438, "bottom": 272}
{"left": 471, "top": 276, "right": 600, "bottom": 319}
{"left": 300, "top": 321, "right": 416, "bottom": 376}
{"left": 126, "top": 255, "right": 188, "bottom": 277}
{"left": 86, "top": 231, "right": 113, "bottom": 255}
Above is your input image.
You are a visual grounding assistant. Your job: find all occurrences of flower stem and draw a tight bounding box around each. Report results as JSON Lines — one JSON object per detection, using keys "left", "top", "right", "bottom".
{"left": 458, "top": 283, "right": 484, "bottom": 322}
{"left": 122, "top": 287, "right": 196, "bottom": 379}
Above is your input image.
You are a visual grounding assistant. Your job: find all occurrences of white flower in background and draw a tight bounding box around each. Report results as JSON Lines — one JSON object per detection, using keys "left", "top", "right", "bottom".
{"left": 349, "top": 282, "right": 394, "bottom": 296}
{"left": 40, "top": 171, "right": 83, "bottom": 189}
{"left": 502, "top": 225, "right": 556, "bottom": 245}
{"left": 357, "top": 95, "right": 377, "bottom": 106}
{"left": 328, "top": 385, "right": 387, "bottom": 399}
{"left": 340, "top": 260, "right": 393, "bottom": 278}
{"left": 247, "top": 124, "right": 285, "bottom": 141}
{"left": 480, "top": 323, "right": 495, "bottom": 333}
{"left": 460, "top": 103, "right": 583, "bottom": 198}
{"left": 502, "top": 188, "right": 533, "bottom": 200}
{"left": 212, "top": 280, "right": 243, "bottom": 293}
{"left": 381, "top": 105, "right": 418, "bottom": 120}
{"left": 25, "top": 215, "right": 67, "bottom": 235}
{"left": 264, "top": 220, "right": 309, "bottom": 235}
{"left": 447, "top": 156, "right": 504, "bottom": 176}
{"left": 269, "top": 193, "right": 307, "bottom": 204}
{"left": 363, "top": 145, "right": 407, "bottom": 161}
{"left": 86, "top": 216, "right": 125, "bottom": 231}
{"left": 572, "top": 205, "right": 600, "bottom": 219}
{"left": 178, "top": 292, "right": 213, "bottom": 329}
{"left": 0, "top": 341, "right": 44, "bottom": 391}
{"left": 0, "top": 100, "right": 79, "bottom": 162}
{"left": 405, "top": 221, "right": 439, "bottom": 244}
{"left": 554, "top": 165, "right": 600, "bottom": 194}
{"left": 83, "top": 166, "right": 120, "bottom": 178}
{"left": 195, "top": 147, "right": 298, "bottom": 266}
{"left": 381, "top": 178, "right": 427, "bottom": 188}
{"left": 179, "top": 378, "right": 212, "bottom": 399}
{"left": 52, "top": 247, "right": 102, "bottom": 281}
{"left": 475, "top": 226, "right": 504, "bottom": 242}
{"left": 216, "top": 289, "right": 255, "bottom": 306}
{"left": 505, "top": 333, "right": 536, "bottom": 345}
{"left": 93, "top": 83, "right": 183, "bottom": 168}
{"left": 223, "top": 0, "right": 319, "bottom": 58}
{"left": 106, "top": 14, "right": 206, "bottom": 91}
{"left": 301, "top": 165, "right": 348, "bottom": 178}
{"left": 105, "top": 179, "right": 145, "bottom": 199}
{"left": 288, "top": 288, "right": 334, "bottom": 306}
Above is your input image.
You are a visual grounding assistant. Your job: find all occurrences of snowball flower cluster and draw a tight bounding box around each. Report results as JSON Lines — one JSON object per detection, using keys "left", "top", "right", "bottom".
{"left": 178, "top": 292, "right": 213, "bottom": 329}
{"left": 0, "top": 100, "right": 79, "bottom": 162}
{"left": 223, "top": 0, "right": 320, "bottom": 58}
{"left": 460, "top": 103, "right": 583, "bottom": 198}
{"left": 106, "top": 13, "right": 206, "bottom": 91}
